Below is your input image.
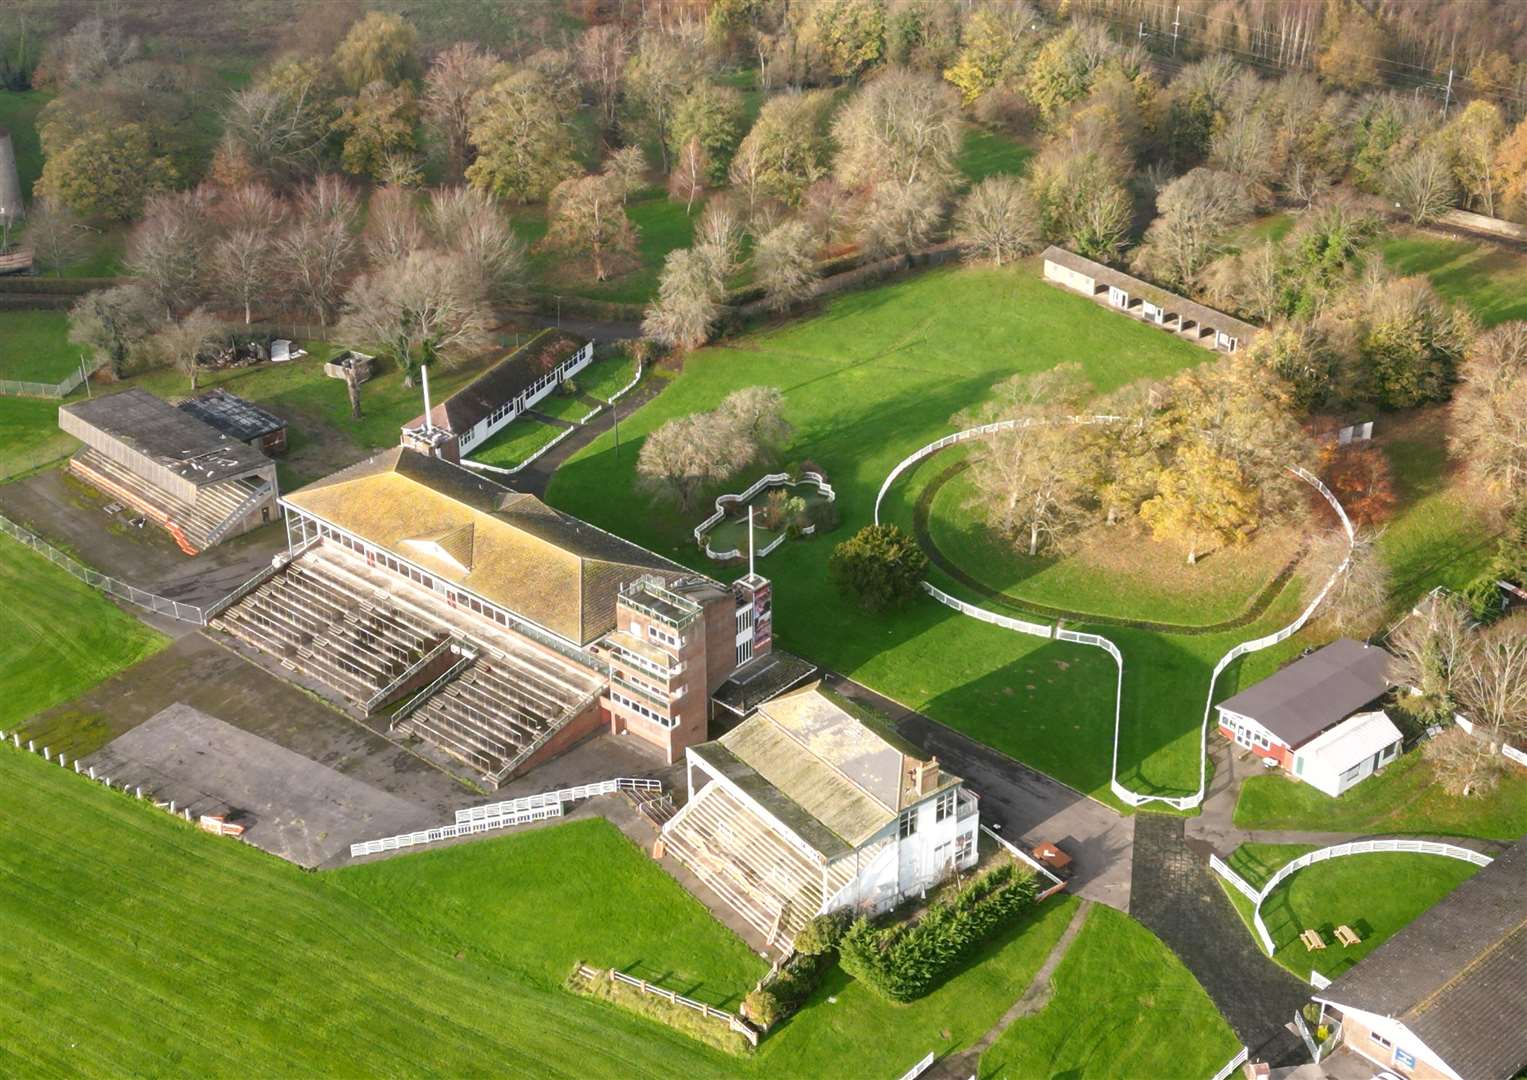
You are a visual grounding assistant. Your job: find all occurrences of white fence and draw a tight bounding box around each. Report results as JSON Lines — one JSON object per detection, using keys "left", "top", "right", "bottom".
{"left": 578, "top": 964, "right": 758, "bottom": 1047}
{"left": 694, "top": 471, "right": 837, "bottom": 560}
{"left": 980, "top": 824, "right": 1067, "bottom": 893}
{"left": 0, "top": 357, "right": 100, "bottom": 399}
{"left": 1310, "top": 970, "right": 1331, "bottom": 990}
{"left": 605, "top": 358, "right": 644, "bottom": 404}
{"left": 456, "top": 777, "right": 661, "bottom": 824}
{"left": 1212, "top": 839, "right": 1494, "bottom": 955}
{"left": 1207, "top": 1046, "right": 1248, "bottom": 1080}
{"left": 873, "top": 423, "right": 1356, "bottom": 812}
{"left": 349, "top": 803, "right": 565, "bottom": 858}
{"left": 894, "top": 1050, "right": 936, "bottom": 1080}
{"left": 0, "top": 512, "right": 209, "bottom": 624}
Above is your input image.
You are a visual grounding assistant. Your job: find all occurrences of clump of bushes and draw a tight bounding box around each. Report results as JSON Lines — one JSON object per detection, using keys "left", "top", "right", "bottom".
{"left": 742, "top": 912, "right": 849, "bottom": 1031}
{"left": 829, "top": 523, "right": 929, "bottom": 613}
{"left": 838, "top": 864, "right": 1041, "bottom": 1003}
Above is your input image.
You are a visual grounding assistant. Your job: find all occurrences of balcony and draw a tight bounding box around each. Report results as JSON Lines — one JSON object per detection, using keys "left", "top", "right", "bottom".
{"left": 957, "top": 789, "right": 979, "bottom": 822}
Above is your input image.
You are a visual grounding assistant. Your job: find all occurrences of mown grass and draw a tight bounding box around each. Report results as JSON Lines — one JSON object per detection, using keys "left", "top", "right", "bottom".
{"left": 470, "top": 414, "right": 565, "bottom": 469}
{"left": 518, "top": 189, "right": 698, "bottom": 306}
{"left": 1216, "top": 843, "right": 1481, "bottom": 981}
{"left": 0, "top": 311, "right": 84, "bottom": 383}
{"left": 548, "top": 261, "right": 1235, "bottom": 801}
{"left": 533, "top": 391, "right": 595, "bottom": 423}
{"left": 0, "top": 753, "right": 1160, "bottom": 1079}
{"left": 981, "top": 904, "right": 1240, "bottom": 1080}
{"left": 0, "top": 395, "right": 80, "bottom": 481}
{"left": 0, "top": 535, "right": 167, "bottom": 733}
{"left": 957, "top": 127, "right": 1033, "bottom": 186}
{"left": 0, "top": 89, "right": 48, "bottom": 199}
{"left": 1380, "top": 228, "right": 1527, "bottom": 326}
{"left": 579, "top": 350, "right": 639, "bottom": 403}
{"left": 1234, "top": 750, "right": 1527, "bottom": 840}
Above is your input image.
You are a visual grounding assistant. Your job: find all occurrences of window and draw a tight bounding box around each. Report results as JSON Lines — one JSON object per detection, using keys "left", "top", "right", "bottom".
{"left": 933, "top": 840, "right": 953, "bottom": 866}
{"left": 898, "top": 809, "right": 918, "bottom": 839}
{"left": 955, "top": 831, "right": 974, "bottom": 864}
{"left": 1369, "top": 1031, "right": 1392, "bottom": 1050}
{"left": 935, "top": 791, "right": 956, "bottom": 822}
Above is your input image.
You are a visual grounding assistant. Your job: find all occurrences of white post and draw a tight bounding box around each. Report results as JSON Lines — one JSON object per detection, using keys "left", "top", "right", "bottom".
{"left": 748, "top": 506, "right": 755, "bottom": 578}
{"left": 420, "top": 363, "right": 434, "bottom": 436}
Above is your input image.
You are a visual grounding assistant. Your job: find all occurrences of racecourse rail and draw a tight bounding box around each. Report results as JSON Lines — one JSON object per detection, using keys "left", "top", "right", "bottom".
{"left": 873, "top": 417, "right": 1356, "bottom": 811}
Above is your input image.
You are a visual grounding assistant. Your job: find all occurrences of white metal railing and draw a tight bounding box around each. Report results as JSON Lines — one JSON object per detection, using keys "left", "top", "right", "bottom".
{"left": 1310, "top": 971, "right": 1332, "bottom": 990}
{"left": 363, "top": 637, "right": 457, "bottom": 713}
{"left": 894, "top": 1051, "right": 936, "bottom": 1080}
{"left": 202, "top": 482, "right": 274, "bottom": 548}
{"left": 460, "top": 422, "right": 578, "bottom": 477}
{"left": 604, "top": 358, "right": 644, "bottom": 403}
{"left": 872, "top": 422, "right": 1356, "bottom": 811}
{"left": 1207, "top": 1046, "right": 1248, "bottom": 1080}
{"left": 577, "top": 964, "right": 758, "bottom": 1047}
{"left": 349, "top": 802, "right": 564, "bottom": 858}
{"left": 390, "top": 649, "right": 475, "bottom": 726}
{"left": 0, "top": 512, "right": 208, "bottom": 624}
{"left": 980, "top": 824, "right": 1066, "bottom": 891}
{"left": 457, "top": 777, "right": 661, "bottom": 824}
{"left": 1245, "top": 839, "right": 1492, "bottom": 954}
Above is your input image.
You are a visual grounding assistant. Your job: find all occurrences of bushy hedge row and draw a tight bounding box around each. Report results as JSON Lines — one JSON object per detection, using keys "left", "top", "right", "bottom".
{"left": 838, "top": 864, "right": 1041, "bottom": 1003}
{"left": 0, "top": 276, "right": 122, "bottom": 295}
{"left": 743, "top": 912, "right": 848, "bottom": 1030}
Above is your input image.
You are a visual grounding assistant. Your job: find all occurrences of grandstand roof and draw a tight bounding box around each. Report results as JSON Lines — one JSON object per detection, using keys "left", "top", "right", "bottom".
{"left": 281, "top": 448, "right": 689, "bottom": 645}
{"left": 60, "top": 388, "right": 270, "bottom": 486}
{"left": 405, "top": 329, "right": 589, "bottom": 436}
{"left": 177, "top": 389, "right": 286, "bottom": 444}
{"left": 694, "top": 683, "right": 960, "bottom": 856}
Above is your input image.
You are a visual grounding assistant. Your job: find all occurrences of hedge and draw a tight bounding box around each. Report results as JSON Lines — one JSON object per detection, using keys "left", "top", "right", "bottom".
{"left": 838, "top": 864, "right": 1041, "bottom": 1003}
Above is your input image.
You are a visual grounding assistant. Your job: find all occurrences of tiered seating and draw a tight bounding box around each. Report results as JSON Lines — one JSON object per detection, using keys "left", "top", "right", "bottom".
{"left": 71, "top": 449, "right": 268, "bottom": 555}
{"left": 399, "top": 645, "right": 597, "bottom": 784}
{"left": 661, "top": 783, "right": 827, "bottom": 946}
{"left": 214, "top": 556, "right": 444, "bottom": 705}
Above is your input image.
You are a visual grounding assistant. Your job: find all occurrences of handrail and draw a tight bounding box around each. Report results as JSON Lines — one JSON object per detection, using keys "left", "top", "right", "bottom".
{"left": 203, "top": 482, "right": 275, "bottom": 547}
{"left": 363, "top": 637, "right": 457, "bottom": 713}
{"left": 458, "top": 776, "right": 661, "bottom": 823}
{"left": 390, "top": 649, "right": 475, "bottom": 726}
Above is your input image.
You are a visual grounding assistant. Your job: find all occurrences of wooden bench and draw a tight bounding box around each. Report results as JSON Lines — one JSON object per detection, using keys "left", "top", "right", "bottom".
{"left": 1335, "top": 925, "right": 1362, "bottom": 947}
{"left": 1300, "top": 929, "right": 1326, "bottom": 952}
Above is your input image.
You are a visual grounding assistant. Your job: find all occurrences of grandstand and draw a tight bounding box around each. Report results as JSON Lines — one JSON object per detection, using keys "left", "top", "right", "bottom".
{"left": 60, "top": 389, "right": 280, "bottom": 555}
{"left": 661, "top": 684, "right": 981, "bottom": 948}
{"left": 208, "top": 448, "right": 778, "bottom": 787}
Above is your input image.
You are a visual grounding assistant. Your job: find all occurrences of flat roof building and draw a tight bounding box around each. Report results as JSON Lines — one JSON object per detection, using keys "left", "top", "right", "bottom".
{"left": 178, "top": 389, "right": 288, "bottom": 455}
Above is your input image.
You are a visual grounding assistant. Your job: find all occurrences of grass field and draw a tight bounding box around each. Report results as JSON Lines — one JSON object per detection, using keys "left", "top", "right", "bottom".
{"left": 0, "top": 396, "right": 80, "bottom": 482}
{"left": 470, "top": 414, "right": 565, "bottom": 469}
{"left": 1234, "top": 750, "right": 1527, "bottom": 840}
{"left": 1380, "top": 229, "right": 1527, "bottom": 326}
{"left": 0, "top": 312, "right": 86, "bottom": 384}
{"left": 532, "top": 392, "right": 595, "bottom": 423}
{"left": 579, "top": 351, "right": 640, "bottom": 403}
{"left": 0, "top": 749, "right": 1191, "bottom": 1079}
{"left": 981, "top": 904, "right": 1240, "bottom": 1079}
{"left": 547, "top": 261, "right": 1266, "bottom": 802}
{"left": 0, "top": 535, "right": 167, "bottom": 733}
{"left": 1217, "top": 843, "right": 1481, "bottom": 980}
{"left": 517, "top": 189, "right": 698, "bottom": 306}
{"left": 956, "top": 128, "right": 1033, "bottom": 186}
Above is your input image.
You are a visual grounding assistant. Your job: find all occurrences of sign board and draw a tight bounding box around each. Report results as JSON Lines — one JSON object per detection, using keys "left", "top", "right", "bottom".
{"left": 1394, "top": 1048, "right": 1417, "bottom": 1070}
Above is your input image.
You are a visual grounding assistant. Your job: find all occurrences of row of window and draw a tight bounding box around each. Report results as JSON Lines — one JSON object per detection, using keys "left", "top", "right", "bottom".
{"left": 609, "top": 689, "right": 676, "bottom": 730}
{"left": 899, "top": 790, "right": 963, "bottom": 838}
{"left": 607, "top": 641, "right": 681, "bottom": 679}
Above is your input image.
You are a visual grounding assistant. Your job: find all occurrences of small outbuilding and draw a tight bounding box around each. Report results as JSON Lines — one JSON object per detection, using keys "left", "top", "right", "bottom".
{"left": 1215, "top": 638, "right": 1400, "bottom": 795}
{"left": 177, "top": 389, "right": 288, "bottom": 456}
{"left": 324, "top": 350, "right": 375, "bottom": 384}
{"left": 400, "top": 329, "right": 593, "bottom": 463}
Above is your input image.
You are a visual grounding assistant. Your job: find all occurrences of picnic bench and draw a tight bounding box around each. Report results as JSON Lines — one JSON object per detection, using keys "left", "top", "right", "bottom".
{"left": 1335, "top": 925, "right": 1362, "bottom": 947}
{"left": 1300, "top": 929, "right": 1326, "bottom": 952}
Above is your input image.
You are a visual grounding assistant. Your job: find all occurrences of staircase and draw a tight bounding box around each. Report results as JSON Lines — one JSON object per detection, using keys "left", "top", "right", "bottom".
{"left": 71, "top": 450, "right": 271, "bottom": 555}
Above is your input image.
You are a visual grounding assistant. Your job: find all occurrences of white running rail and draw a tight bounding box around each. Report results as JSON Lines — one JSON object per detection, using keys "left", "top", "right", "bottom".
{"left": 457, "top": 777, "right": 662, "bottom": 824}
{"left": 350, "top": 803, "right": 565, "bottom": 857}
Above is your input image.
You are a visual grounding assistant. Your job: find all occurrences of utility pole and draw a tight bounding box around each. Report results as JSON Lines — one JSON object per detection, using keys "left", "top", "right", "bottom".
{"left": 1441, "top": 65, "right": 1455, "bottom": 119}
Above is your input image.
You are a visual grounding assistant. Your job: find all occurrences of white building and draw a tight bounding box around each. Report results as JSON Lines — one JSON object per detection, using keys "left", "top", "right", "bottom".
{"left": 661, "top": 682, "right": 980, "bottom": 950}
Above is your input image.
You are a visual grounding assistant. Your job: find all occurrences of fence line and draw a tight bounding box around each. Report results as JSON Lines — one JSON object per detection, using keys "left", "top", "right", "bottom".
{"left": 696, "top": 471, "right": 838, "bottom": 560}
{"left": 349, "top": 803, "right": 565, "bottom": 857}
{"left": 456, "top": 777, "right": 661, "bottom": 823}
{"left": 605, "top": 358, "right": 644, "bottom": 404}
{"left": 578, "top": 964, "right": 759, "bottom": 1047}
{"left": 1207, "top": 1047, "right": 1249, "bottom": 1080}
{"left": 1207, "top": 853, "right": 1261, "bottom": 903}
{"left": 0, "top": 512, "right": 208, "bottom": 624}
{"left": 1245, "top": 839, "right": 1492, "bottom": 955}
{"left": 894, "top": 1050, "right": 936, "bottom": 1080}
{"left": 873, "top": 422, "right": 1355, "bottom": 811}
{"left": 0, "top": 357, "right": 101, "bottom": 399}
{"left": 980, "top": 824, "right": 1067, "bottom": 895}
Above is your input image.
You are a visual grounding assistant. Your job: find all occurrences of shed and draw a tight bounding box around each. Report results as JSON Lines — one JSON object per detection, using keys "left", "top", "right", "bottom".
{"left": 177, "top": 389, "right": 288, "bottom": 455}
{"left": 1290, "top": 710, "right": 1403, "bottom": 797}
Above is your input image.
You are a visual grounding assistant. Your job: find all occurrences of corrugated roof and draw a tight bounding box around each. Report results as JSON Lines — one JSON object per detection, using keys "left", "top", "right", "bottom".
{"left": 1041, "top": 245, "right": 1262, "bottom": 342}
{"left": 177, "top": 389, "right": 286, "bottom": 442}
{"left": 406, "top": 329, "right": 588, "bottom": 435}
{"left": 1217, "top": 639, "right": 1394, "bottom": 747}
{"left": 282, "top": 448, "right": 689, "bottom": 644}
{"left": 1297, "top": 710, "right": 1401, "bottom": 772}
{"left": 1317, "top": 837, "right": 1527, "bottom": 1080}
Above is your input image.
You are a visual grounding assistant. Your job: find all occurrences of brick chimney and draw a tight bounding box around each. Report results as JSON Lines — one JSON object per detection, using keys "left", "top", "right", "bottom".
{"left": 914, "top": 756, "right": 940, "bottom": 797}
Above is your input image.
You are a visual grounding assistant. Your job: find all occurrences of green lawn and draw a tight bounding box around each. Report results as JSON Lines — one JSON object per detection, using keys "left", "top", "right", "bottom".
{"left": 1216, "top": 843, "right": 1480, "bottom": 980}
{"left": 532, "top": 392, "right": 595, "bottom": 423}
{"left": 579, "top": 351, "right": 640, "bottom": 403}
{"left": 548, "top": 261, "right": 1266, "bottom": 802}
{"left": 0, "top": 747, "right": 1157, "bottom": 1078}
{"left": 0, "top": 311, "right": 85, "bottom": 384}
{"left": 1380, "top": 229, "right": 1527, "bottom": 326}
{"left": 470, "top": 414, "right": 565, "bottom": 469}
{"left": 0, "top": 396, "right": 79, "bottom": 482}
{"left": 519, "top": 189, "right": 698, "bottom": 306}
{"left": 981, "top": 905, "right": 1240, "bottom": 1080}
{"left": 1234, "top": 749, "right": 1527, "bottom": 840}
{"left": 0, "top": 89, "right": 48, "bottom": 200}
{"left": 957, "top": 127, "right": 1033, "bottom": 186}
{"left": 0, "top": 535, "right": 167, "bottom": 734}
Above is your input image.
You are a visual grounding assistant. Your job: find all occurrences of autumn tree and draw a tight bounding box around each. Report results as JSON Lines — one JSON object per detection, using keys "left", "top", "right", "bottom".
{"left": 332, "top": 11, "right": 418, "bottom": 93}
{"left": 1497, "top": 115, "right": 1527, "bottom": 221}
{"left": 856, "top": 180, "right": 944, "bottom": 258}
{"left": 126, "top": 191, "right": 209, "bottom": 318}
{"left": 1079, "top": 380, "right": 1171, "bottom": 527}
{"left": 729, "top": 90, "right": 834, "bottom": 207}
{"left": 207, "top": 184, "right": 285, "bottom": 325}
{"left": 829, "top": 524, "right": 928, "bottom": 613}
{"left": 1319, "top": 445, "right": 1399, "bottom": 526}
{"left": 669, "top": 82, "right": 744, "bottom": 183}
{"left": 333, "top": 80, "right": 418, "bottom": 182}
{"left": 1387, "top": 146, "right": 1457, "bottom": 225}
{"left": 1140, "top": 443, "right": 1261, "bottom": 564}
{"left": 1131, "top": 168, "right": 1251, "bottom": 291}
{"left": 36, "top": 123, "right": 177, "bottom": 221}
{"left": 954, "top": 176, "right": 1040, "bottom": 266}
{"left": 809, "top": 0, "right": 889, "bottom": 79}
{"left": 696, "top": 196, "right": 747, "bottom": 280}
{"left": 576, "top": 24, "right": 628, "bottom": 130}
{"left": 942, "top": 3, "right": 1038, "bottom": 106}
{"left": 623, "top": 31, "right": 692, "bottom": 171}
{"left": 1450, "top": 321, "right": 1527, "bottom": 500}
{"left": 643, "top": 247, "right": 725, "bottom": 351}
{"left": 422, "top": 42, "right": 501, "bottom": 180}
{"left": 636, "top": 414, "right": 743, "bottom": 512}
{"left": 1316, "top": 0, "right": 1387, "bottom": 93}
{"left": 1027, "top": 116, "right": 1133, "bottom": 260}
{"left": 669, "top": 137, "right": 711, "bottom": 214}
{"left": 833, "top": 69, "right": 962, "bottom": 194}
{"left": 1444, "top": 100, "right": 1505, "bottom": 217}
{"left": 151, "top": 308, "right": 222, "bottom": 390}
{"left": 23, "top": 198, "right": 88, "bottom": 277}
{"left": 68, "top": 284, "right": 161, "bottom": 379}
{"left": 603, "top": 146, "right": 647, "bottom": 205}
{"left": 466, "top": 71, "right": 579, "bottom": 202}
{"left": 754, "top": 221, "right": 818, "bottom": 313}
{"left": 279, "top": 174, "right": 360, "bottom": 330}
{"left": 540, "top": 174, "right": 638, "bottom": 282}
{"left": 1455, "top": 613, "right": 1527, "bottom": 752}
{"left": 1350, "top": 272, "right": 1476, "bottom": 408}
{"left": 336, "top": 250, "right": 493, "bottom": 383}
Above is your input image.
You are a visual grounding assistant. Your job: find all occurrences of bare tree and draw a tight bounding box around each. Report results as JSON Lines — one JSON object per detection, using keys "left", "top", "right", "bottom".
{"left": 1456, "top": 612, "right": 1527, "bottom": 751}
{"left": 718, "top": 385, "right": 792, "bottom": 464}
{"left": 364, "top": 185, "right": 425, "bottom": 265}
{"left": 803, "top": 179, "right": 854, "bottom": 247}
{"left": 953, "top": 177, "right": 1040, "bottom": 267}
{"left": 220, "top": 74, "right": 334, "bottom": 185}
{"left": 832, "top": 69, "right": 963, "bottom": 194}
{"left": 1389, "top": 592, "right": 1473, "bottom": 725}
{"left": 695, "top": 196, "right": 746, "bottom": 279}
{"left": 126, "top": 190, "right": 210, "bottom": 318}
{"left": 856, "top": 180, "right": 944, "bottom": 258}
{"left": 279, "top": 175, "right": 359, "bottom": 330}
{"left": 541, "top": 174, "right": 638, "bottom": 283}
{"left": 637, "top": 413, "right": 738, "bottom": 511}
{"left": 754, "top": 220, "right": 818, "bottom": 313}
{"left": 624, "top": 31, "right": 691, "bottom": 172}
{"left": 68, "top": 283, "right": 161, "bottom": 379}
{"left": 576, "top": 24, "right": 629, "bottom": 131}
{"left": 1311, "top": 528, "right": 1392, "bottom": 637}
{"left": 603, "top": 145, "right": 647, "bottom": 205}
{"left": 336, "top": 250, "right": 493, "bottom": 383}
{"left": 210, "top": 184, "right": 286, "bottom": 325}
{"left": 1388, "top": 146, "right": 1458, "bottom": 225}
{"left": 1131, "top": 168, "right": 1251, "bottom": 290}
{"left": 669, "top": 136, "right": 710, "bottom": 214}
{"left": 152, "top": 307, "right": 222, "bottom": 390}
{"left": 642, "top": 247, "right": 724, "bottom": 351}
{"left": 23, "top": 197, "right": 89, "bottom": 277}
{"left": 1450, "top": 321, "right": 1527, "bottom": 501}
{"left": 428, "top": 185, "right": 527, "bottom": 303}
{"left": 422, "top": 42, "right": 501, "bottom": 180}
